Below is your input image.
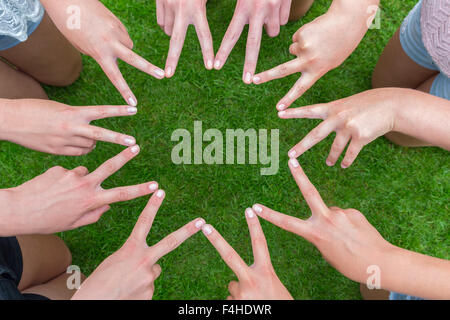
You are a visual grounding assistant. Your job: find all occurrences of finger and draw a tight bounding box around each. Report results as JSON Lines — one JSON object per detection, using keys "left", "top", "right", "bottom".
{"left": 156, "top": 0, "right": 165, "bottom": 28}
{"left": 228, "top": 281, "right": 239, "bottom": 297}
{"left": 76, "top": 125, "right": 136, "bottom": 147}
{"left": 278, "top": 104, "right": 329, "bottom": 120}
{"left": 252, "top": 59, "right": 302, "bottom": 85}
{"left": 59, "top": 146, "right": 92, "bottom": 156}
{"left": 341, "top": 139, "right": 364, "bottom": 169}
{"left": 117, "top": 31, "right": 134, "bottom": 50}
{"left": 214, "top": 15, "right": 246, "bottom": 70}
{"left": 265, "top": 5, "right": 281, "bottom": 38}
{"left": 194, "top": 11, "right": 215, "bottom": 70}
{"left": 280, "top": 0, "right": 292, "bottom": 25}
{"left": 100, "top": 181, "right": 159, "bottom": 206}
{"left": 244, "top": 208, "right": 271, "bottom": 265}
{"left": 243, "top": 18, "right": 263, "bottom": 83}
{"left": 73, "top": 205, "right": 111, "bottom": 228}
{"left": 289, "top": 42, "right": 300, "bottom": 56}
{"left": 152, "top": 264, "right": 162, "bottom": 279}
{"left": 287, "top": 119, "right": 337, "bottom": 158}
{"left": 276, "top": 73, "right": 316, "bottom": 110}
{"left": 71, "top": 166, "right": 89, "bottom": 176}
{"left": 116, "top": 45, "right": 165, "bottom": 80}
{"left": 98, "top": 58, "right": 137, "bottom": 107}
{"left": 165, "top": 17, "right": 188, "bottom": 78}
{"left": 164, "top": 5, "right": 175, "bottom": 36}
{"left": 88, "top": 145, "right": 140, "bottom": 182}
{"left": 80, "top": 105, "right": 138, "bottom": 121}
{"left": 150, "top": 218, "right": 205, "bottom": 262}
{"left": 326, "top": 133, "right": 351, "bottom": 166}
{"left": 252, "top": 204, "right": 311, "bottom": 239}
{"left": 201, "top": 224, "right": 249, "bottom": 280}
{"left": 68, "top": 136, "right": 96, "bottom": 148}
{"left": 226, "top": 296, "right": 234, "bottom": 300}
{"left": 288, "top": 158, "right": 330, "bottom": 216}
{"left": 128, "top": 189, "right": 163, "bottom": 242}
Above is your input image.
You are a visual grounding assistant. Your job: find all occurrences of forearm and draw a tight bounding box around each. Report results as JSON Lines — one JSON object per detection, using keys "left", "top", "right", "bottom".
{"left": 380, "top": 245, "right": 450, "bottom": 299}
{"left": 392, "top": 89, "right": 450, "bottom": 150}
{"left": 0, "top": 189, "right": 19, "bottom": 237}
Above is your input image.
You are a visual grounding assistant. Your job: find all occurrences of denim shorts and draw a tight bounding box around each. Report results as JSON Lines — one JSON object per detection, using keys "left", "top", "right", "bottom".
{"left": 0, "top": 10, "right": 44, "bottom": 51}
{"left": 0, "top": 237, "right": 48, "bottom": 300}
{"left": 399, "top": 0, "right": 450, "bottom": 100}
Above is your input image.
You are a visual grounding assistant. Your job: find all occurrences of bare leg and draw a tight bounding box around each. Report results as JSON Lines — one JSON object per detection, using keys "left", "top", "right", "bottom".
{"left": 0, "top": 12, "right": 82, "bottom": 87}
{"left": 289, "top": 0, "right": 314, "bottom": 22}
{"left": 372, "top": 28, "right": 439, "bottom": 147}
{"left": 22, "top": 272, "right": 87, "bottom": 300}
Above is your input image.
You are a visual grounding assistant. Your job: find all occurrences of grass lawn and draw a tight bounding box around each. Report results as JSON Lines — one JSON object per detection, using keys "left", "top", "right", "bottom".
{"left": 1, "top": 0, "right": 448, "bottom": 299}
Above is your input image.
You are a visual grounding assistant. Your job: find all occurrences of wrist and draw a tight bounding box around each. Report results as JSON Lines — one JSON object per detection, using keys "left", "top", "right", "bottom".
{"left": 0, "top": 99, "right": 15, "bottom": 141}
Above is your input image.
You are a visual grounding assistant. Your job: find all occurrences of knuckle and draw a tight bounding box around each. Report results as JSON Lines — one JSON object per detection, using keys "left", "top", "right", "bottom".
{"left": 162, "top": 235, "right": 179, "bottom": 251}
{"left": 117, "top": 189, "right": 130, "bottom": 201}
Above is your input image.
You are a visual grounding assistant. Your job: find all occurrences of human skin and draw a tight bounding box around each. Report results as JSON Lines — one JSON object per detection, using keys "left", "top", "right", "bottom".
{"left": 156, "top": 0, "right": 214, "bottom": 77}
{"left": 202, "top": 211, "right": 293, "bottom": 300}
{"left": 214, "top": 0, "right": 293, "bottom": 84}
{"left": 0, "top": 99, "right": 138, "bottom": 156}
{"left": 0, "top": 146, "right": 158, "bottom": 236}
{"left": 281, "top": 88, "right": 450, "bottom": 168}
{"left": 72, "top": 191, "right": 205, "bottom": 300}
{"left": 253, "top": 0, "right": 380, "bottom": 109}
{"left": 253, "top": 159, "right": 450, "bottom": 300}
{"left": 41, "top": 0, "right": 165, "bottom": 106}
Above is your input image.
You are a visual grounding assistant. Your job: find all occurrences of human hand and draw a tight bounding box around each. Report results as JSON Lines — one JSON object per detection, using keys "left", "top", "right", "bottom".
{"left": 42, "top": 0, "right": 165, "bottom": 106}
{"left": 214, "top": 0, "right": 292, "bottom": 83}
{"left": 253, "top": 0, "right": 378, "bottom": 108}
{"left": 281, "top": 89, "right": 396, "bottom": 168}
{"left": 0, "top": 99, "right": 138, "bottom": 156}
{"left": 253, "top": 158, "right": 394, "bottom": 284}
{"left": 156, "top": 0, "right": 213, "bottom": 77}
{"left": 3, "top": 146, "right": 158, "bottom": 235}
{"left": 202, "top": 209, "right": 293, "bottom": 300}
{"left": 72, "top": 190, "right": 204, "bottom": 300}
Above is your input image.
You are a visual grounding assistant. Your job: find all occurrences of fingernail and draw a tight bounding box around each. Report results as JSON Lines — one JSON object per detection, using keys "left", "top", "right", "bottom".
{"left": 202, "top": 224, "right": 213, "bottom": 236}
{"left": 127, "top": 106, "right": 137, "bottom": 114}
{"left": 156, "top": 189, "right": 165, "bottom": 198}
{"left": 253, "top": 76, "right": 261, "bottom": 84}
{"left": 128, "top": 97, "right": 137, "bottom": 107}
{"left": 244, "top": 72, "right": 252, "bottom": 84}
{"left": 289, "top": 158, "right": 299, "bottom": 168}
{"left": 245, "top": 208, "right": 255, "bottom": 218}
{"left": 195, "top": 219, "right": 205, "bottom": 229}
{"left": 155, "top": 68, "right": 165, "bottom": 78}
{"left": 277, "top": 104, "right": 286, "bottom": 111}
{"left": 288, "top": 150, "right": 296, "bottom": 158}
{"left": 131, "top": 145, "right": 140, "bottom": 153}
{"left": 165, "top": 67, "right": 173, "bottom": 77}
{"left": 253, "top": 205, "right": 262, "bottom": 213}
{"left": 278, "top": 111, "right": 286, "bottom": 117}
{"left": 341, "top": 163, "right": 349, "bottom": 169}
{"left": 207, "top": 60, "right": 213, "bottom": 70}
{"left": 124, "top": 137, "right": 135, "bottom": 146}
{"left": 214, "top": 60, "right": 221, "bottom": 69}
{"left": 326, "top": 160, "right": 333, "bottom": 166}
{"left": 148, "top": 183, "right": 158, "bottom": 192}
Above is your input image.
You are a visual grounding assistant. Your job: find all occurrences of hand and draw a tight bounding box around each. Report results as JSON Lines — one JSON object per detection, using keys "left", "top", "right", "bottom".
{"left": 214, "top": 0, "right": 292, "bottom": 83}
{"left": 72, "top": 191, "right": 205, "bottom": 300}
{"left": 201, "top": 209, "right": 293, "bottom": 300}
{"left": 3, "top": 146, "right": 158, "bottom": 235}
{"left": 0, "top": 99, "right": 139, "bottom": 156}
{"left": 253, "top": 0, "right": 378, "bottom": 108}
{"left": 42, "top": 0, "right": 165, "bottom": 106}
{"left": 156, "top": 0, "right": 214, "bottom": 77}
{"left": 252, "top": 158, "right": 394, "bottom": 284}
{"left": 281, "top": 89, "right": 396, "bottom": 168}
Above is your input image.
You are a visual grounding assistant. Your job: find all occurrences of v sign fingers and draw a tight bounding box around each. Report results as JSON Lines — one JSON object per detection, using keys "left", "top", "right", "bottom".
{"left": 244, "top": 208, "right": 271, "bottom": 266}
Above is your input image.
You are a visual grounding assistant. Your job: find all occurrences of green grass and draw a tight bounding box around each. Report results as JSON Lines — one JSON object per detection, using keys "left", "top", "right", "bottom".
{"left": 1, "top": 0, "right": 448, "bottom": 299}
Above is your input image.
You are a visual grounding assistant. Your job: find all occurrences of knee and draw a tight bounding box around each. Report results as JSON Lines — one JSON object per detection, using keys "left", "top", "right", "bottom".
{"left": 41, "top": 53, "right": 83, "bottom": 87}
{"left": 53, "top": 236, "right": 72, "bottom": 269}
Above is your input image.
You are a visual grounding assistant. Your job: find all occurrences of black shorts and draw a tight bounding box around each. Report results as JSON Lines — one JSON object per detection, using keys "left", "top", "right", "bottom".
{"left": 0, "top": 237, "right": 49, "bottom": 300}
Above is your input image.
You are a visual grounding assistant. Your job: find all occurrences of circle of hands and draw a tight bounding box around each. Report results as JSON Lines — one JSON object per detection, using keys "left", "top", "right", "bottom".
{"left": 4, "top": 0, "right": 413, "bottom": 300}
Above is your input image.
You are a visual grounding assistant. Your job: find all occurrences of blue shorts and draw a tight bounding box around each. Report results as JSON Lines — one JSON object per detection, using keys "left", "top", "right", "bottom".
{"left": 399, "top": 0, "right": 450, "bottom": 100}
{"left": 0, "top": 11, "right": 44, "bottom": 51}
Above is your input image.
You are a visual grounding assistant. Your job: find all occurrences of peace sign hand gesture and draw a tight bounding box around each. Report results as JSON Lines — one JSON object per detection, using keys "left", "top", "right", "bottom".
{"left": 202, "top": 209, "right": 293, "bottom": 300}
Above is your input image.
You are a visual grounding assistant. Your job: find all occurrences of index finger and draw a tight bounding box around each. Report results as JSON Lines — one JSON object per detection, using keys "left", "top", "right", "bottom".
{"left": 129, "top": 189, "right": 165, "bottom": 242}
{"left": 252, "top": 59, "right": 303, "bottom": 85}
{"left": 244, "top": 208, "right": 271, "bottom": 265}
{"left": 76, "top": 125, "right": 136, "bottom": 147}
{"left": 194, "top": 11, "right": 214, "bottom": 69}
{"left": 202, "top": 224, "right": 249, "bottom": 280}
{"left": 79, "top": 105, "right": 138, "bottom": 121}
{"left": 214, "top": 15, "right": 246, "bottom": 70}
{"left": 165, "top": 17, "right": 188, "bottom": 78}
{"left": 288, "top": 158, "right": 329, "bottom": 216}
{"left": 88, "top": 145, "right": 140, "bottom": 182}
{"left": 116, "top": 45, "right": 165, "bottom": 80}
{"left": 243, "top": 18, "right": 263, "bottom": 83}
{"left": 150, "top": 218, "right": 205, "bottom": 262}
